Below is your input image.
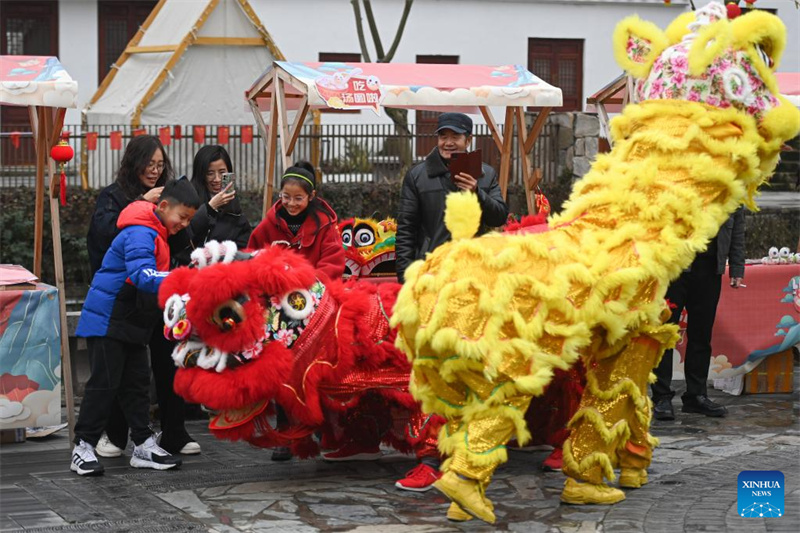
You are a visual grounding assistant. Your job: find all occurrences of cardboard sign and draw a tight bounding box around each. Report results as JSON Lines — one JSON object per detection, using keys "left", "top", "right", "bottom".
{"left": 314, "top": 68, "right": 383, "bottom": 114}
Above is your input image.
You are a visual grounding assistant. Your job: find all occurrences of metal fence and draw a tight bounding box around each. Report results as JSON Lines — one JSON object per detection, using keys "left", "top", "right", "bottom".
{"left": 0, "top": 121, "right": 560, "bottom": 190}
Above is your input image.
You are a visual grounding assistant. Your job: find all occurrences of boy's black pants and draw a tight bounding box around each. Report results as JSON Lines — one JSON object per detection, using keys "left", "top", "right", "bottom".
{"left": 74, "top": 336, "right": 152, "bottom": 446}
{"left": 103, "top": 324, "right": 190, "bottom": 453}
{"left": 652, "top": 260, "right": 722, "bottom": 401}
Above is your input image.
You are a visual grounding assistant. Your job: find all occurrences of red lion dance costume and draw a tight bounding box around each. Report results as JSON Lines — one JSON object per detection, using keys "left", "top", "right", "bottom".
{"left": 158, "top": 242, "right": 440, "bottom": 460}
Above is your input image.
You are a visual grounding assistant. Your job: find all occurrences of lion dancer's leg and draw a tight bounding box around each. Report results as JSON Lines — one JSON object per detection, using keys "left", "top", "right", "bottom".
{"left": 561, "top": 334, "right": 665, "bottom": 505}
{"left": 429, "top": 368, "right": 532, "bottom": 524}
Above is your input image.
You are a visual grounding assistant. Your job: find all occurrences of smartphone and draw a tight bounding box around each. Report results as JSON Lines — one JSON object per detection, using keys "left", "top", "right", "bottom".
{"left": 221, "top": 172, "right": 235, "bottom": 192}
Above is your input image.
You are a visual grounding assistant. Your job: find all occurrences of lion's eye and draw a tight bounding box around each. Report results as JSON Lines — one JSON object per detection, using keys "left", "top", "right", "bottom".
{"left": 754, "top": 43, "right": 773, "bottom": 68}
{"left": 354, "top": 224, "right": 376, "bottom": 247}
{"left": 280, "top": 289, "right": 314, "bottom": 320}
{"left": 211, "top": 295, "right": 249, "bottom": 331}
{"left": 341, "top": 227, "right": 353, "bottom": 247}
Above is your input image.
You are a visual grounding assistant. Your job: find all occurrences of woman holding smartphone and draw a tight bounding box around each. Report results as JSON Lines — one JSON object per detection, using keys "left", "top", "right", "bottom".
{"left": 176, "top": 145, "right": 252, "bottom": 265}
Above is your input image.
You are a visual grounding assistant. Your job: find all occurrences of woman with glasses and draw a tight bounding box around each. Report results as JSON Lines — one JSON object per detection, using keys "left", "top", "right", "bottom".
{"left": 86, "top": 134, "right": 201, "bottom": 461}
{"left": 248, "top": 162, "right": 345, "bottom": 281}
{"left": 172, "top": 145, "right": 251, "bottom": 265}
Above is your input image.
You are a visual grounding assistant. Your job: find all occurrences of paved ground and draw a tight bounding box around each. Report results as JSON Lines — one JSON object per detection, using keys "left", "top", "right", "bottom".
{"left": 755, "top": 191, "right": 799, "bottom": 210}
{"left": 1, "top": 374, "right": 798, "bottom": 533}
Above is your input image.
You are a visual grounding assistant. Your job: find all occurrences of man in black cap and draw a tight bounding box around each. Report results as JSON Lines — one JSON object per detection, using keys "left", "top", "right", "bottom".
{"left": 395, "top": 112, "right": 508, "bottom": 283}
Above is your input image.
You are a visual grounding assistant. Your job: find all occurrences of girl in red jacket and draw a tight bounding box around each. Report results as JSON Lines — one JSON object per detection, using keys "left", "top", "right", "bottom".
{"left": 248, "top": 163, "right": 345, "bottom": 282}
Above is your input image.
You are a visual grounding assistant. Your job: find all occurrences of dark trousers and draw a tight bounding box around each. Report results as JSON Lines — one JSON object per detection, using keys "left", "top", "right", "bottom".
{"left": 652, "top": 261, "right": 722, "bottom": 401}
{"left": 104, "top": 325, "right": 189, "bottom": 453}
{"left": 74, "top": 336, "right": 153, "bottom": 446}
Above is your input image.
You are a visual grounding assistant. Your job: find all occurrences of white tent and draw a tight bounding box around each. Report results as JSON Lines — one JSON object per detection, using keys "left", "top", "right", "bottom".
{"left": 84, "top": 0, "right": 284, "bottom": 125}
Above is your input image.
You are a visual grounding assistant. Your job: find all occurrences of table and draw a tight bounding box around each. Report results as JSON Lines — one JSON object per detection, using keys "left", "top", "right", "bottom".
{"left": 0, "top": 283, "right": 62, "bottom": 430}
{"left": 664, "top": 264, "right": 800, "bottom": 393}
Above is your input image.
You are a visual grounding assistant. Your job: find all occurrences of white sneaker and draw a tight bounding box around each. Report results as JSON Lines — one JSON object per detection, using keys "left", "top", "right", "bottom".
{"left": 70, "top": 440, "right": 104, "bottom": 476}
{"left": 179, "top": 441, "right": 201, "bottom": 455}
{"left": 130, "top": 435, "right": 182, "bottom": 470}
{"left": 96, "top": 433, "right": 124, "bottom": 458}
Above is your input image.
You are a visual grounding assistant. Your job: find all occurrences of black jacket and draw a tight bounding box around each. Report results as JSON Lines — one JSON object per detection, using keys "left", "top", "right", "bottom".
{"left": 171, "top": 201, "right": 252, "bottom": 266}
{"left": 691, "top": 207, "right": 746, "bottom": 278}
{"left": 395, "top": 149, "right": 509, "bottom": 282}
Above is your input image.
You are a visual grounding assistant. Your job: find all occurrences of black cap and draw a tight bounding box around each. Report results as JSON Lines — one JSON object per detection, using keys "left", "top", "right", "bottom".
{"left": 435, "top": 112, "right": 473, "bottom": 135}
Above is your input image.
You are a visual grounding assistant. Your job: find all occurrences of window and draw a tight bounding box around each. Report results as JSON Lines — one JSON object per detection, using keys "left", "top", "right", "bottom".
{"left": 98, "top": 0, "right": 158, "bottom": 84}
{"left": 1, "top": 1, "right": 58, "bottom": 165}
{"left": 318, "top": 52, "right": 362, "bottom": 113}
{"left": 528, "top": 38, "right": 584, "bottom": 111}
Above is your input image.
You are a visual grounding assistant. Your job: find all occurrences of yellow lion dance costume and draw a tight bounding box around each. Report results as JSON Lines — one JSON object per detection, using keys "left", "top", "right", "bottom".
{"left": 392, "top": 3, "right": 800, "bottom": 523}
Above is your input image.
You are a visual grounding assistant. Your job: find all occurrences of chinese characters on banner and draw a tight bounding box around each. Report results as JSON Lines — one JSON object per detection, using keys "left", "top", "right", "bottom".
{"left": 314, "top": 69, "right": 383, "bottom": 115}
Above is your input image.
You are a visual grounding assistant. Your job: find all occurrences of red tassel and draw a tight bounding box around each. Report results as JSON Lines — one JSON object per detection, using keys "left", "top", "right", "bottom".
{"left": 241, "top": 125, "right": 253, "bottom": 144}
{"left": 59, "top": 168, "right": 67, "bottom": 206}
{"left": 10, "top": 131, "right": 20, "bottom": 149}
{"left": 218, "top": 126, "right": 229, "bottom": 145}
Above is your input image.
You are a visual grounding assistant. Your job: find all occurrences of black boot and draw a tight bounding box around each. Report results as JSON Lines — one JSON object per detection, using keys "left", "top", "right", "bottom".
{"left": 681, "top": 395, "right": 727, "bottom": 417}
{"left": 652, "top": 397, "right": 675, "bottom": 421}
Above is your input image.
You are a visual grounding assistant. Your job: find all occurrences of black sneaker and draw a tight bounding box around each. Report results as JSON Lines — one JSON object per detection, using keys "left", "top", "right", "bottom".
{"left": 652, "top": 397, "right": 675, "bottom": 421}
{"left": 70, "top": 440, "right": 105, "bottom": 476}
{"left": 681, "top": 395, "right": 728, "bottom": 417}
{"left": 271, "top": 446, "right": 292, "bottom": 461}
{"left": 130, "top": 435, "right": 182, "bottom": 470}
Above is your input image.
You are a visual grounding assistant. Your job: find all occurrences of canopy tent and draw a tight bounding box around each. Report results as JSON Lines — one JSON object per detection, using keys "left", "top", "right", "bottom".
{"left": 0, "top": 55, "right": 77, "bottom": 440}
{"left": 84, "top": 0, "right": 285, "bottom": 126}
{"left": 587, "top": 73, "right": 800, "bottom": 146}
{"left": 246, "top": 61, "right": 563, "bottom": 215}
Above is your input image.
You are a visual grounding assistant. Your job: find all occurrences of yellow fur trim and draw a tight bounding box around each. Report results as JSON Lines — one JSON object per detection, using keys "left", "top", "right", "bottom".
{"left": 732, "top": 11, "right": 787, "bottom": 71}
{"left": 664, "top": 11, "right": 696, "bottom": 44}
{"left": 563, "top": 440, "right": 616, "bottom": 482}
{"left": 613, "top": 16, "right": 669, "bottom": 79}
{"left": 444, "top": 191, "right": 481, "bottom": 240}
{"left": 688, "top": 21, "right": 732, "bottom": 77}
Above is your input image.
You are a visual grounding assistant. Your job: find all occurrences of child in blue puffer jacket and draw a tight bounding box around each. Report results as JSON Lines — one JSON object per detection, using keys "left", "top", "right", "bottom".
{"left": 71, "top": 179, "right": 199, "bottom": 476}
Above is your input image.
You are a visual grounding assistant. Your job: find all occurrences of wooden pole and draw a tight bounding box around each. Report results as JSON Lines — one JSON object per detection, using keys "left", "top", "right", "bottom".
{"left": 498, "top": 107, "right": 514, "bottom": 200}
{"left": 274, "top": 74, "right": 293, "bottom": 170}
{"left": 30, "top": 107, "right": 45, "bottom": 278}
{"left": 41, "top": 107, "right": 76, "bottom": 442}
{"left": 264, "top": 76, "right": 281, "bottom": 218}
{"left": 515, "top": 108, "right": 535, "bottom": 215}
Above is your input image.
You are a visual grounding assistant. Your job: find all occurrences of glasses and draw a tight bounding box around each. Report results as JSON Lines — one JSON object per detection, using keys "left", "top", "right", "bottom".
{"left": 206, "top": 170, "right": 226, "bottom": 181}
{"left": 146, "top": 161, "right": 165, "bottom": 171}
{"left": 280, "top": 194, "right": 309, "bottom": 205}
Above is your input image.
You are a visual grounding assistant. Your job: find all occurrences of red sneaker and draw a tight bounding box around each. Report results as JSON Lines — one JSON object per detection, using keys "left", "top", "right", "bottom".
{"left": 542, "top": 448, "right": 563, "bottom": 471}
{"left": 321, "top": 442, "right": 381, "bottom": 462}
{"left": 395, "top": 463, "right": 442, "bottom": 492}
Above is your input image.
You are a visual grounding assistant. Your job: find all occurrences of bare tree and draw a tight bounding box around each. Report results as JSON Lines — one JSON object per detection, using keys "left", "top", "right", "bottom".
{"left": 350, "top": 0, "right": 414, "bottom": 173}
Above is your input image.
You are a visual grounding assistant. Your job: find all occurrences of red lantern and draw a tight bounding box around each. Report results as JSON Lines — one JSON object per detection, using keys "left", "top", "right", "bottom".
{"left": 726, "top": 1, "right": 742, "bottom": 18}
{"left": 50, "top": 131, "right": 74, "bottom": 206}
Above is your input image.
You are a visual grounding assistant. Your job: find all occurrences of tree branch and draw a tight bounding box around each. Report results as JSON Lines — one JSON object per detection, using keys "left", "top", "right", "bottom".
{"left": 362, "top": 0, "right": 385, "bottom": 60}
{"left": 382, "top": 0, "right": 413, "bottom": 63}
{"left": 350, "top": 0, "right": 372, "bottom": 63}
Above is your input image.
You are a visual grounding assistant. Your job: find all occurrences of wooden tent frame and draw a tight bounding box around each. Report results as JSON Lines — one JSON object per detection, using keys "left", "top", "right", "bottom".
{"left": 246, "top": 63, "right": 555, "bottom": 217}
{"left": 0, "top": 102, "right": 76, "bottom": 441}
{"left": 82, "top": 0, "right": 289, "bottom": 188}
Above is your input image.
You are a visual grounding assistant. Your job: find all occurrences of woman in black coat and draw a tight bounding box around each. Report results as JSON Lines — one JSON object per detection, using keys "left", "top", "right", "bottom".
{"left": 173, "top": 145, "right": 251, "bottom": 265}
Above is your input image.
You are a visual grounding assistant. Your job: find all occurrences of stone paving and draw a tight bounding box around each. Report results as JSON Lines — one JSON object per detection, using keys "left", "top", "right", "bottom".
{"left": 1, "top": 378, "right": 798, "bottom": 532}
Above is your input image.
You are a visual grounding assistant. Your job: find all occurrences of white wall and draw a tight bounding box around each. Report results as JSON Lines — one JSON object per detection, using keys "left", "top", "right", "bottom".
{"left": 58, "top": 0, "right": 97, "bottom": 125}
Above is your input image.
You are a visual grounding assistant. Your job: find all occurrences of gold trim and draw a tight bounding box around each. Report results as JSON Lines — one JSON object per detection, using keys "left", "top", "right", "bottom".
{"left": 126, "top": 45, "right": 178, "bottom": 53}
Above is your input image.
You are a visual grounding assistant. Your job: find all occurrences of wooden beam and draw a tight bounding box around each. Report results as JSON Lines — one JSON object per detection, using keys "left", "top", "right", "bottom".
{"left": 286, "top": 96, "right": 309, "bottom": 157}
{"left": 246, "top": 70, "right": 274, "bottom": 103}
{"left": 89, "top": 0, "right": 167, "bottom": 106}
{"left": 42, "top": 107, "right": 77, "bottom": 444}
{"left": 125, "top": 45, "right": 178, "bottom": 54}
{"left": 498, "top": 107, "right": 514, "bottom": 200}
{"left": 31, "top": 107, "right": 45, "bottom": 278}
{"left": 248, "top": 98, "right": 271, "bottom": 218}
{"left": 310, "top": 111, "right": 322, "bottom": 185}
{"left": 276, "top": 68, "right": 309, "bottom": 96}
{"left": 479, "top": 106, "right": 503, "bottom": 152}
{"left": 524, "top": 107, "right": 552, "bottom": 154}
{"left": 236, "top": 0, "right": 286, "bottom": 60}
{"left": 515, "top": 107, "right": 533, "bottom": 214}
{"left": 264, "top": 81, "right": 281, "bottom": 218}
{"left": 274, "top": 73, "right": 293, "bottom": 170}
{"left": 193, "top": 37, "right": 264, "bottom": 46}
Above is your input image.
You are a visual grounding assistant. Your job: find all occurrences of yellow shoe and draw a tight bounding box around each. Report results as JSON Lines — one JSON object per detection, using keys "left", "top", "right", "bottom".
{"left": 446, "top": 502, "right": 473, "bottom": 522}
{"left": 560, "top": 477, "right": 626, "bottom": 505}
{"left": 434, "top": 471, "right": 496, "bottom": 524}
{"left": 619, "top": 468, "right": 648, "bottom": 489}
